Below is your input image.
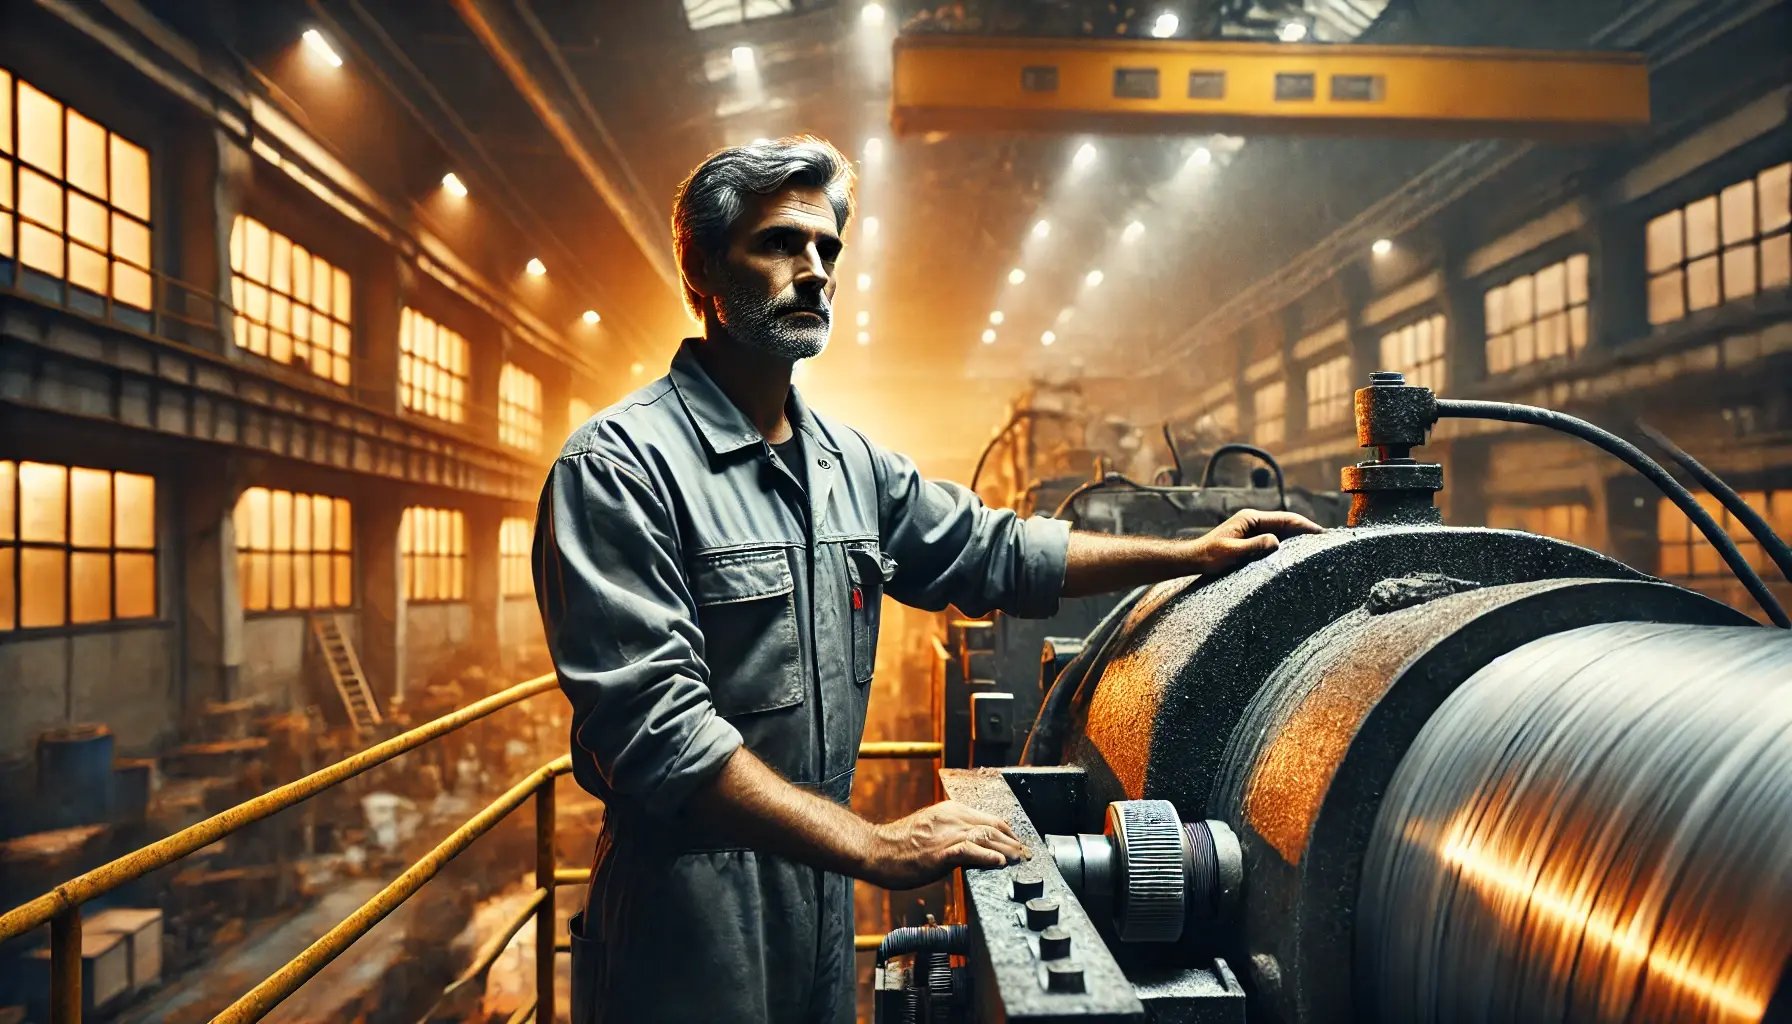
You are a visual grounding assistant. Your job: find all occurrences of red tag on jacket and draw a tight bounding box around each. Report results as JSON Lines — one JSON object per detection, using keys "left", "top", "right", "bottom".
{"left": 852, "top": 587, "right": 864, "bottom": 611}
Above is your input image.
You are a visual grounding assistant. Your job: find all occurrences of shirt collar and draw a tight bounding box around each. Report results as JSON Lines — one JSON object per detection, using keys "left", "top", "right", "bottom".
{"left": 668, "top": 338, "right": 842, "bottom": 457}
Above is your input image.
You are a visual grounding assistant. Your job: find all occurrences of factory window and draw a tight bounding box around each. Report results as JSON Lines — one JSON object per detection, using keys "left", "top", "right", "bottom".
{"left": 0, "top": 461, "right": 156, "bottom": 630}
{"left": 1378, "top": 313, "right": 1446, "bottom": 393}
{"left": 1658, "top": 490, "right": 1792, "bottom": 618}
{"left": 499, "top": 363, "right": 543, "bottom": 452}
{"left": 1253, "top": 381, "right": 1286, "bottom": 447}
{"left": 1485, "top": 254, "right": 1590, "bottom": 374}
{"left": 234, "top": 488, "right": 353, "bottom": 613}
{"left": 399, "top": 308, "right": 469, "bottom": 424}
{"left": 230, "top": 216, "right": 351, "bottom": 386}
{"left": 1305, "top": 353, "right": 1352, "bottom": 431}
{"left": 1, "top": 69, "right": 154, "bottom": 312}
{"left": 1488, "top": 502, "right": 1593, "bottom": 549}
{"left": 403, "top": 506, "right": 464, "bottom": 602}
{"left": 500, "top": 516, "right": 532, "bottom": 598}
{"left": 1646, "top": 161, "right": 1791, "bottom": 325}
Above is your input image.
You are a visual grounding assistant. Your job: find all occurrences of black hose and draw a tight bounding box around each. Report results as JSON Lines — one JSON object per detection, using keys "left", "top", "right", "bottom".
{"left": 1197, "top": 442, "right": 1288, "bottom": 510}
{"left": 1162, "top": 422, "right": 1187, "bottom": 485}
{"left": 1434, "top": 399, "right": 1788, "bottom": 628}
{"left": 1635, "top": 421, "right": 1792, "bottom": 587}
{"left": 875, "top": 924, "right": 968, "bottom": 965}
{"left": 1021, "top": 585, "right": 1151, "bottom": 765}
{"left": 1051, "top": 473, "right": 1194, "bottom": 520}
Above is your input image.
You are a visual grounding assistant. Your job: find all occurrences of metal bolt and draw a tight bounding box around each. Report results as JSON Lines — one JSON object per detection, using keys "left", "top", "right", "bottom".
{"left": 1046, "top": 959, "right": 1085, "bottom": 992}
{"left": 1025, "top": 897, "right": 1059, "bottom": 931}
{"left": 1369, "top": 370, "right": 1405, "bottom": 385}
{"left": 1039, "top": 925, "right": 1071, "bottom": 960}
{"left": 1010, "top": 870, "right": 1044, "bottom": 903}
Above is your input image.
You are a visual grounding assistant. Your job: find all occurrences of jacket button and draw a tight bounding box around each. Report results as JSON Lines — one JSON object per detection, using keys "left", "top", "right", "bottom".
{"left": 817, "top": 457, "right": 831, "bottom": 469}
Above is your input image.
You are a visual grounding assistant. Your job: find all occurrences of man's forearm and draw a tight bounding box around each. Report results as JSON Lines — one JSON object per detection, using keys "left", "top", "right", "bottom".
{"left": 1061, "top": 531, "right": 1198, "bottom": 597}
{"left": 684, "top": 745, "right": 875, "bottom": 877}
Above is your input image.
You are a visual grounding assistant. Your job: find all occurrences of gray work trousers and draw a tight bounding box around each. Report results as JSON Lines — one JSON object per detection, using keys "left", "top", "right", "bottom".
{"left": 569, "top": 818, "right": 856, "bottom": 1023}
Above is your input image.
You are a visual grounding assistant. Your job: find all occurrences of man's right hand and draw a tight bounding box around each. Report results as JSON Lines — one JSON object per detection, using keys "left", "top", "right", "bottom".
{"left": 858, "top": 800, "right": 1029, "bottom": 889}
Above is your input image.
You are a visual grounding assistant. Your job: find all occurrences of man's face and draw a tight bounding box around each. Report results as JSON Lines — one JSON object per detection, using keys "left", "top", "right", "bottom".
{"left": 708, "top": 184, "right": 842, "bottom": 362}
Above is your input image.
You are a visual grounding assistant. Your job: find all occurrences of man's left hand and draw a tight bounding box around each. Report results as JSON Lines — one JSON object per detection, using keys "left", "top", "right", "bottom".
{"left": 1185, "top": 509, "right": 1324, "bottom": 575}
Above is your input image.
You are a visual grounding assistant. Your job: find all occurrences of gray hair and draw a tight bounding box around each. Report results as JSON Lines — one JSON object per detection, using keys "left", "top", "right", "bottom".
{"left": 671, "top": 135, "right": 857, "bottom": 319}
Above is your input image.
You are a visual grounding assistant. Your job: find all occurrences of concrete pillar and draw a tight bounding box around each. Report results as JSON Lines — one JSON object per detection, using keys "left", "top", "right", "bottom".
{"left": 465, "top": 502, "right": 502, "bottom": 666}
{"left": 359, "top": 500, "right": 405, "bottom": 711}
{"left": 1588, "top": 205, "right": 1649, "bottom": 352}
{"left": 1437, "top": 219, "right": 1486, "bottom": 395}
{"left": 1281, "top": 306, "right": 1308, "bottom": 438}
{"left": 209, "top": 129, "right": 253, "bottom": 355}
{"left": 358, "top": 254, "right": 407, "bottom": 415}
{"left": 1341, "top": 262, "right": 1376, "bottom": 391}
{"left": 179, "top": 460, "right": 244, "bottom": 712}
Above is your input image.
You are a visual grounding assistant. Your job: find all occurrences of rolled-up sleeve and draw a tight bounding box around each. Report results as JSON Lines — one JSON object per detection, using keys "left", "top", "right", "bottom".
{"left": 533, "top": 452, "right": 741, "bottom": 815}
{"left": 871, "top": 440, "right": 1070, "bottom": 618}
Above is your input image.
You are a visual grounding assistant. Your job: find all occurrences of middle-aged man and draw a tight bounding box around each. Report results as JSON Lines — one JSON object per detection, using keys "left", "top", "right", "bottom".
{"left": 533, "top": 135, "right": 1321, "bottom": 1023}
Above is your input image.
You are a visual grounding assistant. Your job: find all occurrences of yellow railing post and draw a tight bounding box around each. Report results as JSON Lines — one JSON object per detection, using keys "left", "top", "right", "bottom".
{"left": 51, "top": 908, "right": 81, "bottom": 1024}
{"left": 535, "top": 775, "right": 557, "bottom": 1024}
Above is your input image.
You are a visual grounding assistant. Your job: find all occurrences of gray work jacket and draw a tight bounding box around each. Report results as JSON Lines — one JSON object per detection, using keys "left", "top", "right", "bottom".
{"left": 534, "top": 338, "right": 1070, "bottom": 826}
{"left": 535, "top": 340, "right": 1070, "bottom": 1021}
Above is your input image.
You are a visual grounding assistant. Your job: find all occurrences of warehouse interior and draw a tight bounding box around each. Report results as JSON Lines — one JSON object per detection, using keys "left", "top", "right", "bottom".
{"left": 1, "top": 0, "right": 1789, "bottom": 1022}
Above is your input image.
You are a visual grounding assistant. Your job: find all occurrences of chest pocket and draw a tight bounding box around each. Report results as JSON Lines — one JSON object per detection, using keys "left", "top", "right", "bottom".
{"left": 690, "top": 546, "right": 803, "bottom": 716}
{"left": 846, "top": 543, "right": 897, "bottom": 684}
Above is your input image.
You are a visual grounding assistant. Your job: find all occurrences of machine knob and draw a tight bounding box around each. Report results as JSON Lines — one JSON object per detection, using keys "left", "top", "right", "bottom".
{"left": 1010, "top": 869, "right": 1044, "bottom": 903}
{"left": 1025, "top": 898, "right": 1059, "bottom": 931}
{"left": 1046, "top": 960, "right": 1085, "bottom": 993}
{"left": 1038, "top": 925, "right": 1071, "bottom": 960}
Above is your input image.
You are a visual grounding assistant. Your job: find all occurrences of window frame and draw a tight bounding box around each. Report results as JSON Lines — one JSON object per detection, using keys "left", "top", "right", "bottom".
{"left": 1, "top": 459, "right": 161, "bottom": 634}
{"left": 1645, "top": 160, "right": 1792, "bottom": 327}
{"left": 399, "top": 306, "right": 471, "bottom": 425}
{"left": 228, "top": 214, "right": 354, "bottom": 387}
{"left": 1376, "top": 311, "right": 1448, "bottom": 394}
{"left": 499, "top": 362, "right": 544, "bottom": 453}
{"left": 1, "top": 67, "right": 156, "bottom": 321}
{"left": 500, "top": 516, "right": 532, "bottom": 599}
{"left": 233, "top": 486, "right": 356, "bottom": 617}
{"left": 1483, "top": 252, "right": 1592, "bottom": 376}
{"left": 402, "top": 505, "right": 467, "bottom": 604}
{"left": 1303, "top": 351, "right": 1353, "bottom": 433}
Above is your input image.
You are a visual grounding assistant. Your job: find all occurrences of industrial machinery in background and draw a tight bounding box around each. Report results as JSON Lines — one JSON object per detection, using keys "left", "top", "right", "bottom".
{"left": 942, "top": 383, "right": 1349, "bottom": 772}
{"left": 876, "top": 373, "right": 1792, "bottom": 1022}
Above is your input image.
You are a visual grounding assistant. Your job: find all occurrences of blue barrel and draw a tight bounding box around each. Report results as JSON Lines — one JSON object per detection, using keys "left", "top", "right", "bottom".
{"left": 36, "top": 724, "right": 116, "bottom": 829}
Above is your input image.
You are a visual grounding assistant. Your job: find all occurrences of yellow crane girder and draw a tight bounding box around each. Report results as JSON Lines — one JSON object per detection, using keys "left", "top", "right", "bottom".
{"left": 891, "top": 36, "right": 1650, "bottom": 139}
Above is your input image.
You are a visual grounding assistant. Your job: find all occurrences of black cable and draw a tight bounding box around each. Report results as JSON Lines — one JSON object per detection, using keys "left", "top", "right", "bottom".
{"left": 1635, "top": 421, "right": 1792, "bottom": 587}
{"left": 1435, "top": 399, "right": 1788, "bottom": 628}
{"left": 875, "top": 924, "right": 968, "bottom": 964}
{"left": 1197, "top": 443, "right": 1288, "bottom": 511}
{"left": 1051, "top": 473, "right": 1198, "bottom": 520}
{"left": 1162, "top": 422, "right": 1187, "bottom": 485}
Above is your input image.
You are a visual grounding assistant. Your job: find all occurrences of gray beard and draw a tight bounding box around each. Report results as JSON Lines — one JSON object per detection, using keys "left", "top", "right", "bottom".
{"left": 715, "top": 278, "right": 831, "bottom": 361}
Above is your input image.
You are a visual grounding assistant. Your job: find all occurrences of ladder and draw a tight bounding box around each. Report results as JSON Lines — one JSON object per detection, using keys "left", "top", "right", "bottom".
{"left": 311, "top": 613, "right": 382, "bottom": 736}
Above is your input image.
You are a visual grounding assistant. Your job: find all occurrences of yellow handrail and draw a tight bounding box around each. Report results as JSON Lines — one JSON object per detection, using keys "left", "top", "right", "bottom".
{"left": 857, "top": 741, "right": 944, "bottom": 759}
{"left": 0, "top": 673, "right": 558, "bottom": 943}
{"left": 212, "top": 757, "right": 572, "bottom": 1023}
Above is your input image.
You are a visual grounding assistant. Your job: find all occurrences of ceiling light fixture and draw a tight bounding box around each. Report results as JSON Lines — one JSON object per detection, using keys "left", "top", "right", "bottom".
{"left": 1277, "top": 19, "right": 1309, "bottom": 42}
{"left": 630, "top": 362, "right": 644, "bottom": 376}
{"left": 1372, "top": 238, "right": 1394, "bottom": 256}
{"left": 441, "top": 172, "right": 468, "bottom": 198}
{"left": 857, "top": 330, "right": 871, "bottom": 345}
{"left": 302, "top": 29, "right": 343, "bottom": 68}
{"left": 1192, "top": 145, "right": 1213, "bottom": 167}
{"left": 1032, "top": 219, "right": 1051, "bottom": 240}
{"left": 981, "top": 328, "right": 997, "bottom": 344}
{"left": 989, "top": 310, "right": 1005, "bottom": 325}
{"left": 863, "top": 216, "right": 880, "bottom": 238}
{"left": 1071, "top": 142, "right": 1099, "bottom": 172}
{"left": 525, "top": 258, "right": 546, "bottom": 277}
{"left": 1084, "top": 269, "right": 1104, "bottom": 288}
{"left": 1041, "top": 330, "right": 1057, "bottom": 346}
{"left": 1122, "top": 221, "right": 1145, "bottom": 243}
{"left": 857, "top": 273, "right": 872, "bottom": 291}
{"left": 1058, "top": 308, "right": 1074, "bottom": 324}
{"left": 864, "top": 137, "right": 884, "bottom": 162}
{"left": 1008, "top": 268, "right": 1026, "bottom": 285}
{"left": 857, "top": 310, "right": 870, "bottom": 326}
{"left": 861, "top": 2, "right": 886, "bottom": 26}
{"left": 731, "top": 45, "right": 757, "bottom": 72}
{"left": 1151, "top": 12, "right": 1179, "bottom": 37}
{"left": 582, "top": 310, "right": 600, "bottom": 325}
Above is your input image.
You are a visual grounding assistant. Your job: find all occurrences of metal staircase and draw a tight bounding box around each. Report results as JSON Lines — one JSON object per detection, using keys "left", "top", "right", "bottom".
{"left": 310, "top": 614, "right": 381, "bottom": 736}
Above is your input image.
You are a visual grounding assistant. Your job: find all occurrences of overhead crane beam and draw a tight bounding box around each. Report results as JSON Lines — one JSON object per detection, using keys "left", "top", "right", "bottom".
{"left": 891, "top": 36, "right": 1650, "bottom": 139}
